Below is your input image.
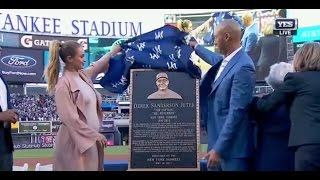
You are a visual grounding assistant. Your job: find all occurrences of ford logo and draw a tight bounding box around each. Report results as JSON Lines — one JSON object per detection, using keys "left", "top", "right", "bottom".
{"left": 1, "top": 55, "right": 37, "bottom": 68}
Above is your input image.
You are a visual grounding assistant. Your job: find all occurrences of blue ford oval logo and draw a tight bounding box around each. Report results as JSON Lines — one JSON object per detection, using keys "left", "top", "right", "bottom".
{"left": 1, "top": 55, "right": 37, "bottom": 68}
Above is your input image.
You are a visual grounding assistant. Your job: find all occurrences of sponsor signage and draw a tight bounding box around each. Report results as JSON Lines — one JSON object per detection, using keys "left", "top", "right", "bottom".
{"left": 12, "top": 133, "right": 56, "bottom": 149}
{"left": 30, "top": 134, "right": 56, "bottom": 148}
{"left": 18, "top": 121, "right": 51, "bottom": 133}
{"left": 293, "top": 25, "right": 320, "bottom": 43}
{"left": 0, "top": 47, "right": 44, "bottom": 83}
{"left": 274, "top": 18, "right": 298, "bottom": 31}
{"left": 273, "top": 18, "right": 298, "bottom": 36}
{"left": 51, "top": 121, "right": 61, "bottom": 133}
{"left": 100, "top": 120, "right": 115, "bottom": 132}
{"left": 0, "top": 31, "right": 20, "bottom": 47}
{"left": 19, "top": 34, "right": 88, "bottom": 51}
{"left": 12, "top": 134, "right": 32, "bottom": 149}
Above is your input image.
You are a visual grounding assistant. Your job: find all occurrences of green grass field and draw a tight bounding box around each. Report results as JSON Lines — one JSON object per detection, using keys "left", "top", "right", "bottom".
{"left": 14, "top": 145, "right": 208, "bottom": 159}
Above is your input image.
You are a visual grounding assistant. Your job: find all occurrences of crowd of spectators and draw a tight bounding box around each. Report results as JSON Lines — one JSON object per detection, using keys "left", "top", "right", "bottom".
{"left": 10, "top": 93, "right": 130, "bottom": 121}
{"left": 10, "top": 93, "right": 59, "bottom": 121}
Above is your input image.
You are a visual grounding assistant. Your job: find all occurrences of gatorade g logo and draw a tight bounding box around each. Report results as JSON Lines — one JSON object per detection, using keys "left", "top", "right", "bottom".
{"left": 77, "top": 39, "right": 88, "bottom": 51}
{"left": 21, "top": 35, "right": 33, "bottom": 48}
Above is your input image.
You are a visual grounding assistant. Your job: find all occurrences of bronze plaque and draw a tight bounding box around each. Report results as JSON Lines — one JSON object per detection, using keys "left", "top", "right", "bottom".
{"left": 128, "top": 69, "right": 200, "bottom": 171}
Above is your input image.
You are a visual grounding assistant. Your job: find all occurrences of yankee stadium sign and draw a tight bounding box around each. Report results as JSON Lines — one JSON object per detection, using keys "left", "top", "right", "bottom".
{"left": 0, "top": 11, "right": 143, "bottom": 38}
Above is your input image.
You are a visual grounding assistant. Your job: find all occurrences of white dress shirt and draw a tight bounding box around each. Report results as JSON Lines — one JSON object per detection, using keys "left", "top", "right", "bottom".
{"left": 214, "top": 47, "right": 242, "bottom": 82}
{"left": 0, "top": 77, "right": 9, "bottom": 128}
{"left": 0, "top": 77, "right": 8, "bottom": 111}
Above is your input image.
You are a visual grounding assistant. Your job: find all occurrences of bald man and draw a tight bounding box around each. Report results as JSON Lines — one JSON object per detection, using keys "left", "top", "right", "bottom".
{"left": 189, "top": 19, "right": 256, "bottom": 171}
{"left": 147, "top": 72, "right": 182, "bottom": 100}
{"left": 241, "top": 12, "right": 259, "bottom": 61}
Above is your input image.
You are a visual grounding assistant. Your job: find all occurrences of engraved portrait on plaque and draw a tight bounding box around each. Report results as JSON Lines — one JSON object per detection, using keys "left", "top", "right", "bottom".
{"left": 147, "top": 72, "right": 182, "bottom": 100}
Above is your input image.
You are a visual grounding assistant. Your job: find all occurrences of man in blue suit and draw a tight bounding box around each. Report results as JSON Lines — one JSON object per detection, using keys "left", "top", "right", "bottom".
{"left": 0, "top": 47, "right": 19, "bottom": 171}
{"left": 241, "top": 12, "right": 259, "bottom": 62}
{"left": 189, "top": 19, "right": 256, "bottom": 171}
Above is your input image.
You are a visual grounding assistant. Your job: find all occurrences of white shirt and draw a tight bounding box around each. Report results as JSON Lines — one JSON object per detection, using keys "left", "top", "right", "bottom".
{"left": 0, "top": 77, "right": 8, "bottom": 111}
{"left": 214, "top": 47, "right": 242, "bottom": 82}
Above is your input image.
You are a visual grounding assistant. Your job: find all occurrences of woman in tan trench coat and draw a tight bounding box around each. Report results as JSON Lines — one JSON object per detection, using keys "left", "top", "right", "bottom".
{"left": 45, "top": 40, "right": 121, "bottom": 171}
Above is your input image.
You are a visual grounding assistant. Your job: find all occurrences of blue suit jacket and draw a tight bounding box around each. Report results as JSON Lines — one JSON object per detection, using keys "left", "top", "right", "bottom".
{"left": 241, "top": 23, "right": 259, "bottom": 59}
{"left": 195, "top": 45, "right": 256, "bottom": 159}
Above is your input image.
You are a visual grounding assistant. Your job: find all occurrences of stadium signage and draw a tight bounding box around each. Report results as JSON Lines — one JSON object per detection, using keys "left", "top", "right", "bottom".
{"left": 273, "top": 18, "right": 298, "bottom": 36}
{"left": 100, "top": 120, "right": 115, "bottom": 132}
{"left": 0, "top": 32, "right": 20, "bottom": 47}
{"left": 274, "top": 18, "right": 298, "bottom": 30}
{"left": 1, "top": 55, "right": 37, "bottom": 68}
{"left": 0, "top": 47, "right": 44, "bottom": 83}
{"left": 0, "top": 11, "right": 143, "bottom": 37}
{"left": 19, "top": 34, "right": 88, "bottom": 50}
{"left": 292, "top": 25, "right": 320, "bottom": 43}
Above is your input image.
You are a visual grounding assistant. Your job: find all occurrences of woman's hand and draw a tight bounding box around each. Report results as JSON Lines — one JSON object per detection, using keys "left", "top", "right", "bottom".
{"left": 110, "top": 45, "right": 122, "bottom": 56}
{"left": 97, "top": 133, "right": 108, "bottom": 148}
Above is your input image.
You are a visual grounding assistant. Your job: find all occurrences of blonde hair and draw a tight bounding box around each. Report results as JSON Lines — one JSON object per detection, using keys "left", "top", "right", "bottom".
{"left": 44, "top": 40, "right": 61, "bottom": 95}
{"left": 242, "top": 12, "right": 254, "bottom": 25}
{"left": 262, "top": 22, "right": 274, "bottom": 36}
{"left": 177, "top": 19, "right": 192, "bottom": 32}
{"left": 293, "top": 42, "right": 320, "bottom": 72}
{"left": 44, "top": 40, "right": 81, "bottom": 94}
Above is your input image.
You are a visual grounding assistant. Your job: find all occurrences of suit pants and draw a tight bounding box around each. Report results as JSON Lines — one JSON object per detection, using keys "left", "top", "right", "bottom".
{"left": 0, "top": 128, "right": 13, "bottom": 171}
{"left": 0, "top": 152, "right": 13, "bottom": 171}
{"left": 295, "top": 144, "right": 320, "bottom": 171}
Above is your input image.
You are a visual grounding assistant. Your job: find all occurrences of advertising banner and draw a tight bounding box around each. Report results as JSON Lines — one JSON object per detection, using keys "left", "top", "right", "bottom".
{"left": 18, "top": 121, "right": 51, "bottom": 133}
{"left": 30, "top": 134, "right": 56, "bottom": 148}
{"left": 293, "top": 25, "right": 320, "bottom": 43}
{"left": 19, "top": 34, "right": 88, "bottom": 51}
{"left": 51, "top": 121, "right": 61, "bottom": 133}
{"left": 100, "top": 120, "right": 115, "bottom": 132}
{"left": 12, "top": 134, "right": 32, "bottom": 149}
{"left": 0, "top": 47, "right": 44, "bottom": 83}
{"left": 12, "top": 133, "right": 56, "bottom": 149}
{"left": 0, "top": 31, "right": 20, "bottom": 47}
